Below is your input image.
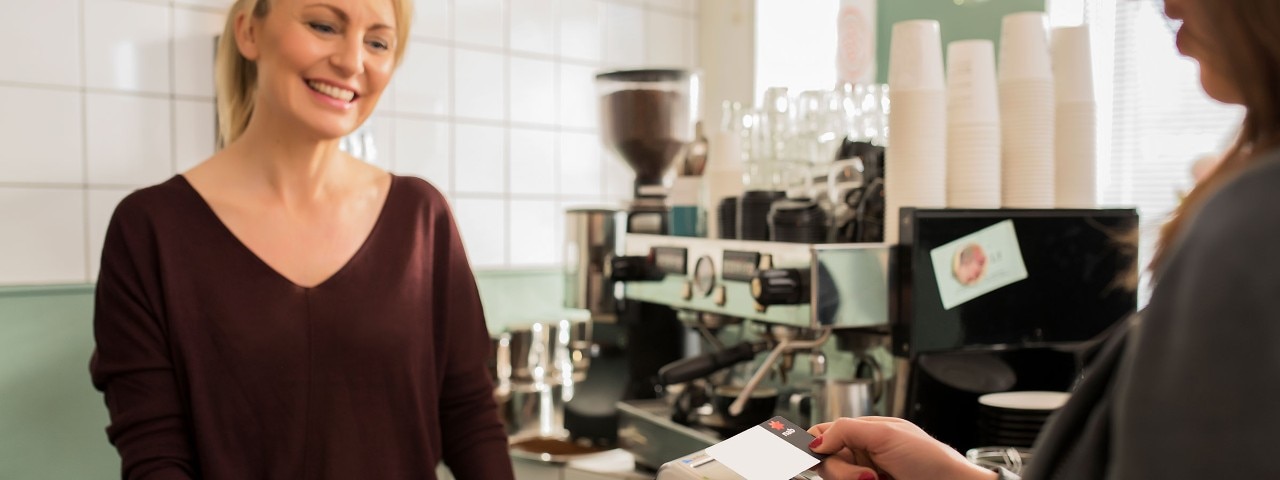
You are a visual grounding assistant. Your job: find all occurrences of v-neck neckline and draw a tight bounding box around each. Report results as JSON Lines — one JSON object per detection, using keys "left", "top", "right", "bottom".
{"left": 174, "top": 173, "right": 398, "bottom": 291}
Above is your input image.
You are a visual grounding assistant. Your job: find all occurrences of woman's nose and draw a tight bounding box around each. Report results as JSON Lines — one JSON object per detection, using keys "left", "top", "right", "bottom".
{"left": 330, "top": 37, "right": 364, "bottom": 76}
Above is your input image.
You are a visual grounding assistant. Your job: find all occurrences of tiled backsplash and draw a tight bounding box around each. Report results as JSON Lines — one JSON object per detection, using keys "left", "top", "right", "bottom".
{"left": 0, "top": 0, "right": 701, "bottom": 285}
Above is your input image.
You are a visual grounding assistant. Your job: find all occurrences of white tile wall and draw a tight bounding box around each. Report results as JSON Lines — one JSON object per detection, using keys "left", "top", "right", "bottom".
{"left": 0, "top": 0, "right": 699, "bottom": 284}
{"left": 454, "top": 124, "right": 506, "bottom": 194}
{"left": 85, "top": 93, "right": 173, "bottom": 186}
{"left": 509, "top": 129, "right": 558, "bottom": 195}
{"left": 509, "top": 57, "right": 557, "bottom": 126}
{"left": 453, "top": 198, "right": 507, "bottom": 268}
{"left": 0, "top": 188, "right": 86, "bottom": 285}
{"left": 559, "top": 0, "right": 603, "bottom": 62}
{"left": 174, "top": 99, "right": 216, "bottom": 173}
{"left": 509, "top": 0, "right": 558, "bottom": 56}
{"left": 394, "top": 118, "right": 451, "bottom": 189}
{"left": 509, "top": 199, "right": 559, "bottom": 266}
{"left": 173, "top": 7, "right": 223, "bottom": 98}
{"left": 84, "top": 0, "right": 172, "bottom": 94}
{"left": 455, "top": 0, "right": 506, "bottom": 49}
{"left": 454, "top": 50, "right": 506, "bottom": 121}
{"left": 0, "top": 0, "right": 80, "bottom": 87}
{"left": 395, "top": 42, "right": 451, "bottom": 115}
{"left": 414, "top": 0, "right": 452, "bottom": 41}
{"left": 604, "top": 3, "right": 646, "bottom": 68}
{"left": 0, "top": 87, "right": 83, "bottom": 184}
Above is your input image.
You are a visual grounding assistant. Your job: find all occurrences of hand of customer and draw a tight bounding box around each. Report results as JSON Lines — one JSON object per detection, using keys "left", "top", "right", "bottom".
{"left": 807, "top": 417, "right": 998, "bottom": 480}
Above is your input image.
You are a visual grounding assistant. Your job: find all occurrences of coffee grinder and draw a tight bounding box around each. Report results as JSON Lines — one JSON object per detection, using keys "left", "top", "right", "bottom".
{"left": 596, "top": 69, "right": 701, "bottom": 235}
{"left": 558, "top": 70, "right": 702, "bottom": 447}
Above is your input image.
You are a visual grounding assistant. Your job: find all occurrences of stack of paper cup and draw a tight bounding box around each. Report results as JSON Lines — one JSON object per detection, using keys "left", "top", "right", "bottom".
{"left": 998, "top": 12, "right": 1055, "bottom": 208}
{"left": 1052, "top": 25, "right": 1097, "bottom": 208}
{"left": 946, "top": 40, "right": 1001, "bottom": 208}
{"left": 886, "top": 19, "right": 947, "bottom": 243}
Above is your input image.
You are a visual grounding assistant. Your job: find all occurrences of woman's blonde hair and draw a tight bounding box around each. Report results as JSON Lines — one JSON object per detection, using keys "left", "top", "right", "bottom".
{"left": 214, "top": 0, "right": 413, "bottom": 147}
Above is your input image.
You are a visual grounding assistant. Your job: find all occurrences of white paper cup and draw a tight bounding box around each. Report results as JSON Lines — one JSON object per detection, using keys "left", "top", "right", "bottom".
{"left": 1052, "top": 25, "right": 1095, "bottom": 104}
{"left": 999, "top": 12, "right": 1052, "bottom": 83}
{"left": 947, "top": 40, "right": 999, "bottom": 123}
{"left": 890, "top": 20, "right": 946, "bottom": 92}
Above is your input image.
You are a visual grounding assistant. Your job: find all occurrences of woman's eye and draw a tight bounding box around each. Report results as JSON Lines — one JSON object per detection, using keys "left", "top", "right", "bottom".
{"left": 308, "top": 22, "right": 337, "bottom": 34}
{"left": 368, "top": 39, "right": 390, "bottom": 51}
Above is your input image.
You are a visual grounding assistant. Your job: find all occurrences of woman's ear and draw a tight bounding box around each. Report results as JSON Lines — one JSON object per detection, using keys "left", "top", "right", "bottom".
{"left": 234, "top": 12, "right": 261, "bottom": 61}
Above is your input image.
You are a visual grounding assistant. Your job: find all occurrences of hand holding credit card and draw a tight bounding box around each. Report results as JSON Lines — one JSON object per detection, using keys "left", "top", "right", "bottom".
{"left": 704, "top": 416, "right": 828, "bottom": 480}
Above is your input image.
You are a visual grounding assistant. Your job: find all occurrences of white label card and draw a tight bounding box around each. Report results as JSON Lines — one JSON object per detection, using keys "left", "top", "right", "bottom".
{"left": 929, "top": 220, "right": 1029, "bottom": 310}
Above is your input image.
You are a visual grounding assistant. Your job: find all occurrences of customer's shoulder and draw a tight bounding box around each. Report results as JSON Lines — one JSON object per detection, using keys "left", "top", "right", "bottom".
{"left": 1190, "top": 151, "right": 1280, "bottom": 245}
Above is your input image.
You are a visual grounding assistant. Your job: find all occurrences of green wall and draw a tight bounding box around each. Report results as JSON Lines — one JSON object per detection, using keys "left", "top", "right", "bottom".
{"left": 0, "top": 285, "right": 117, "bottom": 479}
{"left": 877, "top": 0, "right": 1046, "bottom": 83}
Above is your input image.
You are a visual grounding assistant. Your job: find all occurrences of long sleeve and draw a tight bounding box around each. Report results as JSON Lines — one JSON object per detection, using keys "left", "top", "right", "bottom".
{"left": 433, "top": 207, "right": 515, "bottom": 480}
{"left": 89, "top": 195, "right": 196, "bottom": 480}
{"left": 1109, "top": 157, "right": 1280, "bottom": 478}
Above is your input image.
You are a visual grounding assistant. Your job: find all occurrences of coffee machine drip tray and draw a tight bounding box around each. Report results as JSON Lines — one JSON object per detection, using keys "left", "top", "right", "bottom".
{"left": 617, "top": 235, "right": 891, "bottom": 330}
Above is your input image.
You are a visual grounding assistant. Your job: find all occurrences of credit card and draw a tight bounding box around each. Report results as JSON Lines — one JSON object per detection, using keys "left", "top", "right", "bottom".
{"left": 705, "top": 416, "right": 828, "bottom": 480}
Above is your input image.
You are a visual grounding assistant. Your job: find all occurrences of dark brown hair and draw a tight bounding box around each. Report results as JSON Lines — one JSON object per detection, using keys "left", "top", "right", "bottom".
{"left": 1152, "top": 0, "right": 1280, "bottom": 271}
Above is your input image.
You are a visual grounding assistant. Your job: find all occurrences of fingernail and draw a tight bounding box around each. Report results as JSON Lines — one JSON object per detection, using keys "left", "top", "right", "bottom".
{"left": 858, "top": 473, "right": 877, "bottom": 480}
{"left": 808, "top": 436, "right": 823, "bottom": 449}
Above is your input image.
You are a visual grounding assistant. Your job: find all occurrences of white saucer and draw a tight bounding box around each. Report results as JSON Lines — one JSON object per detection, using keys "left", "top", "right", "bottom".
{"left": 978, "top": 391, "right": 1070, "bottom": 411}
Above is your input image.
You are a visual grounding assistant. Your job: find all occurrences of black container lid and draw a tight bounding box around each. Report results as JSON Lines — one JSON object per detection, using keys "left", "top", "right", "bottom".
{"left": 596, "top": 68, "right": 694, "bottom": 82}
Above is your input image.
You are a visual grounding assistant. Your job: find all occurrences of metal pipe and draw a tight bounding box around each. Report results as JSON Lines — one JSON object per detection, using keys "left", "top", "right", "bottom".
{"left": 728, "top": 328, "right": 832, "bottom": 416}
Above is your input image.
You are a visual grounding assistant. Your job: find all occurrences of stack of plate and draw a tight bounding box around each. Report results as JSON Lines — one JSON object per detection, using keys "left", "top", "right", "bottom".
{"left": 977, "top": 391, "right": 1069, "bottom": 448}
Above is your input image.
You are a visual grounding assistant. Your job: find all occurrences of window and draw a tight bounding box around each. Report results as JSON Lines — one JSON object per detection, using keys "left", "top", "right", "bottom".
{"left": 1054, "top": 0, "right": 1244, "bottom": 299}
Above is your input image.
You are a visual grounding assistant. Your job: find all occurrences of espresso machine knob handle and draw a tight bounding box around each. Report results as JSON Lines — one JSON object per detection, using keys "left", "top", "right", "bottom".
{"left": 606, "top": 255, "right": 660, "bottom": 282}
{"left": 750, "top": 268, "right": 810, "bottom": 306}
{"left": 656, "top": 342, "right": 767, "bottom": 385}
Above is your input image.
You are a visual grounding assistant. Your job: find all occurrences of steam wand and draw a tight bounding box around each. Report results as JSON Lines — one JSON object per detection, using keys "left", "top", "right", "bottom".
{"left": 728, "top": 328, "right": 832, "bottom": 416}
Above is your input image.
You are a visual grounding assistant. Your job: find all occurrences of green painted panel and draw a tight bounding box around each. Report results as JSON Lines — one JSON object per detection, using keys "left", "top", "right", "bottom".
{"left": 0, "top": 287, "right": 119, "bottom": 479}
{"left": 877, "top": 0, "right": 1046, "bottom": 83}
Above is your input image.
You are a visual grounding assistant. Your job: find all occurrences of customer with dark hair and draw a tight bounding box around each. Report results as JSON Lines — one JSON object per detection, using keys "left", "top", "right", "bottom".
{"left": 809, "top": 0, "right": 1280, "bottom": 478}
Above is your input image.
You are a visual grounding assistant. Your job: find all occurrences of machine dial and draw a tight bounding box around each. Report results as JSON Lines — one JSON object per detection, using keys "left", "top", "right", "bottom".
{"left": 750, "top": 268, "right": 810, "bottom": 306}
{"left": 692, "top": 255, "right": 716, "bottom": 297}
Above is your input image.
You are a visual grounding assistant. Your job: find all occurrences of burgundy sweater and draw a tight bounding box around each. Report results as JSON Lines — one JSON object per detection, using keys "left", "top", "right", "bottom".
{"left": 89, "top": 175, "right": 514, "bottom": 480}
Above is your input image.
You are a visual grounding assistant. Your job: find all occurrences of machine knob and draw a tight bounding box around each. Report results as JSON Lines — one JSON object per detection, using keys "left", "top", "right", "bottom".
{"left": 750, "top": 268, "right": 810, "bottom": 306}
{"left": 607, "top": 255, "right": 661, "bottom": 282}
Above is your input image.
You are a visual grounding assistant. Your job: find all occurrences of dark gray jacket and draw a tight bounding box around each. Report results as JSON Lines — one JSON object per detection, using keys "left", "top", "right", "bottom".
{"left": 1015, "top": 150, "right": 1280, "bottom": 479}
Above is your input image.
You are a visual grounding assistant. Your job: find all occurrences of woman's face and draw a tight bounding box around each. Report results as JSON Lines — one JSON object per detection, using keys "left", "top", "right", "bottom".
{"left": 1165, "top": 0, "right": 1244, "bottom": 104}
{"left": 238, "top": 0, "right": 397, "bottom": 140}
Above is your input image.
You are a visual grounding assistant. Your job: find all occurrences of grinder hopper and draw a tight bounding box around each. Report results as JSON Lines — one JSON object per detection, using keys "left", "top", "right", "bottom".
{"left": 596, "top": 69, "right": 700, "bottom": 197}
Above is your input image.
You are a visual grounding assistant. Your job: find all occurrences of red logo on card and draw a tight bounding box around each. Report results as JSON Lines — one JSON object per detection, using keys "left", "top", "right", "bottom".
{"left": 768, "top": 420, "right": 784, "bottom": 431}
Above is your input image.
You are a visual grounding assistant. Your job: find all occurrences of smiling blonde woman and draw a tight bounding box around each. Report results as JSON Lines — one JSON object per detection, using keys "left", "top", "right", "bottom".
{"left": 89, "top": 1, "right": 515, "bottom": 478}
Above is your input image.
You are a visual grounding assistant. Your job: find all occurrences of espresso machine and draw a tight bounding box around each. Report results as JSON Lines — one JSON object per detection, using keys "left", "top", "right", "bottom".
{"left": 609, "top": 232, "right": 895, "bottom": 470}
